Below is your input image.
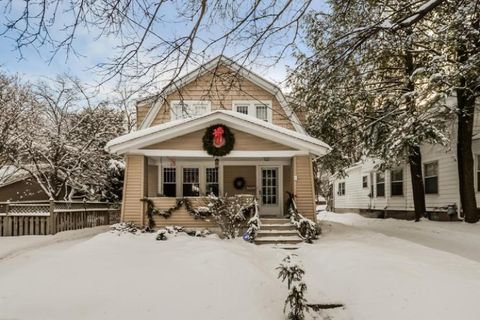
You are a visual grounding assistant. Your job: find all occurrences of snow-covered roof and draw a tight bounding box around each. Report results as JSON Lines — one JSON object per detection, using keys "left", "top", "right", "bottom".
{"left": 106, "top": 110, "right": 331, "bottom": 156}
{"left": 137, "top": 55, "right": 305, "bottom": 133}
{"left": 0, "top": 166, "right": 31, "bottom": 187}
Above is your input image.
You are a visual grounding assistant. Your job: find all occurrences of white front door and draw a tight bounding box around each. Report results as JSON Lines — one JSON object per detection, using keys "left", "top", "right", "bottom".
{"left": 257, "top": 166, "right": 283, "bottom": 216}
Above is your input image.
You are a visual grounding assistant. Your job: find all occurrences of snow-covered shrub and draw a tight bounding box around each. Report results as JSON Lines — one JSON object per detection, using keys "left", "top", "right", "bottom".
{"left": 243, "top": 200, "right": 260, "bottom": 242}
{"left": 156, "top": 229, "right": 168, "bottom": 241}
{"left": 111, "top": 222, "right": 138, "bottom": 234}
{"left": 287, "top": 192, "right": 319, "bottom": 243}
{"left": 206, "top": 195, "right": 256, "bottom": 239}
{"left": 277, "top": 254, "right": 310, "bottom": 320}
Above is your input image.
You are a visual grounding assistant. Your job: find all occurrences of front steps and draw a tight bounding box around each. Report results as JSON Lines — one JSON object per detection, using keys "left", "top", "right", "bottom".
{"left": 255, "top": 217, "right": 303, "bottom": 245}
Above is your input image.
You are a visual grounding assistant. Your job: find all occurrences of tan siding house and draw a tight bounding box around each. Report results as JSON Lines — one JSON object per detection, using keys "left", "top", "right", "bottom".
{"left": 107, "top": 56, "right": 330, "bottom": 228}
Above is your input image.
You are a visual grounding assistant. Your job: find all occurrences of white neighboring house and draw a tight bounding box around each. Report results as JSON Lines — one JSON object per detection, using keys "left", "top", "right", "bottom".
{"left": 331, "top": 110, "right": 480, "bottom": 220}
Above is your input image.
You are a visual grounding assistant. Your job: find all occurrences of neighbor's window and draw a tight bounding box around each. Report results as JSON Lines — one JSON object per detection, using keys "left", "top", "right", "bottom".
{"left": 390, "top": 169, "right": 404, "bottom": 196}
{"left": 376, "top": 172, "right": 385, "bottom": 197}
{"left": 477, "top": 155, "right": 480, "bottom": 191}
{"left": 233, "top": 101, "right": 272, "bottom": 122}
{"left": 424, "top": 161, "right": 438, "bottom": 194}
{"left": 206, "top": 168, "right": 219, "bottom": 196}
{"left": 338, "top": 182, "right": 346, "bottom": 196}
{"left": 171, "top": 101, "right": 210, "bottom": 120}
{"left": 183, "top": 168, "right": 200, "bottom": 197}
{"left": 362, "top": 176, "right": 368, "bottom": 188}
{"left": 163, "top": 168, "right": 176, "bottom": 197}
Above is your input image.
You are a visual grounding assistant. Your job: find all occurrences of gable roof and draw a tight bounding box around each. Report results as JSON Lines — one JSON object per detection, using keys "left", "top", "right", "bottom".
{"left": 106, "top": 110, "right": 330, "bottom": 157}
{"left": 138, "top": 55, "right": 305, "bottom": 133}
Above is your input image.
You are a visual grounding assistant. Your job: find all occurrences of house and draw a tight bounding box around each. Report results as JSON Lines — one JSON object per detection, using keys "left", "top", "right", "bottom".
{"left": 331, "top": 110, "right": 480, "bottom": 220}
{"left": 106, "top": 55, "right": 331, "bottom": 229}
{"left": 0, "top": 166, "right": 48, "bottom": 202}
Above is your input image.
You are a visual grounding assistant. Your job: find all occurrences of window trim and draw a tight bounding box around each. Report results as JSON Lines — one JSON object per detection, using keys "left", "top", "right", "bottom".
{"left": 170, "top": 100, "right": 211, "bottom": 120}
{"left": 232, "top": 100, "right": 273, "bottom": 123}
{"left": 390, "top": 168, "right": 404, "bottom": 197}
{"left": 362, "top": 175, "right": 368, "bottom": 189}
{"left": 337, "top": 181, "right": 346, "bottom": 196}
{"left": 375, "top": 171, "right": 385, "bottom": 198}
{"left": 162, "top": 167, "right": 177, "bottom": 197}
{"left": 423, "top": 160, "right": 439, "bottom": 195}
{"left": 476, "top": 155, "right": 480, "bottom": 192}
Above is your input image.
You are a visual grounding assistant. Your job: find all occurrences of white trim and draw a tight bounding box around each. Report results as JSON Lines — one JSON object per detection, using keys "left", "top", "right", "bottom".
{"left": 137, "top": 55, "right": 305, "bottom": 133}
{"left": 128, "top": 150, "right": 309, "bottom": 158}
{"left": 170, "top": 100, "right": 212, "bottom": 120}
{"left": 257, "top": 165, "right": 283, "bottom": 216}
{"left": 232, "top": 100, "right": 273, "bottom": 123}
{"left": 107, "top": 110, "right": 331, "bottom": 157}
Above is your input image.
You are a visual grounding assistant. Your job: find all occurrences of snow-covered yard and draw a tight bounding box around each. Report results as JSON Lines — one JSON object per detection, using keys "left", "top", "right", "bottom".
{"left": 1, "top": 213, "right": 480, "bottom": 320}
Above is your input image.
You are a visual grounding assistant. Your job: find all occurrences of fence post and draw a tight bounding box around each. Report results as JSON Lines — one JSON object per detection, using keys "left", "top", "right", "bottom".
{"left": 5, "top": 200, "right": 12, "bottom": 236}
{"left": 49, "top": 198, "right": 56, "bottom": 235}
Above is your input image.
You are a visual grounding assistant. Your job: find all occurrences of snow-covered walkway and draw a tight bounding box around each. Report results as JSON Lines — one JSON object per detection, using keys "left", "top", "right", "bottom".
{"left": 319, "top": 211, "right": 480, "bottom": 262}
{"left": 0, "top": 216, "right": 480, "bottom": 320}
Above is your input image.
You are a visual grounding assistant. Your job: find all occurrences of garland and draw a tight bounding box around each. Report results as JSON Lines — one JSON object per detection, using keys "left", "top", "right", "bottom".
{"left": 141, "top": 197, "right": 213, "bottom": 228}
{"left": 202, "top": 124, "right": 235, "bottom": 156}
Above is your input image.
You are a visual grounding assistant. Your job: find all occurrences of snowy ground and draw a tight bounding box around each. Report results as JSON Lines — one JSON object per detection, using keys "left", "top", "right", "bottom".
{"left": 1, "top": 214, "right": 480, "bottom": 320}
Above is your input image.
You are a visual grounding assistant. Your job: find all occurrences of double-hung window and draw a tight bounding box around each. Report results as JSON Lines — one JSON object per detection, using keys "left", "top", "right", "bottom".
{"left": 162, "top": 168, "right": 176, "bottom": 197}
{"left": 362, "top": 176, "right": 368, "bottom": 188}
{"left": 338, "top": 182, "right": 346, "bottom": 196}
{"left": 376, "top": 172, "right": 385, "bottom": 197}
{"left": 424, "top": 161, "right": 438, "bottom": 194}
{"left": 233, "top": 101, "right": 272, "bottom": 122}
{"left": 183, "top": 168, "right": 200, "bottom": 197}
{"left": 171, "top": 101, "right": 210, "bottom": 120}
{"left": 206, "top": 168, "right": 219, "bottom": 196}
{"left": 390, "top": 169, "right": 403, "bottom": 196}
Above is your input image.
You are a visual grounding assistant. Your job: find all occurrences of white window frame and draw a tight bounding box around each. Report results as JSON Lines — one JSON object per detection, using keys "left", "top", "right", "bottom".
{"left": 337, "top": 182, "right": 346, "bottom": 196}
{"left": 232, "top": 100, "right": 273, "bottom": 123}
{"left": 170, "top": 100, "right": 211, "bottom": 120}
{"left": 423, "top": 161, "right": 439, "bottom": 195}
{"left": 390, "top": 168, "right": 404, "bottom": 197}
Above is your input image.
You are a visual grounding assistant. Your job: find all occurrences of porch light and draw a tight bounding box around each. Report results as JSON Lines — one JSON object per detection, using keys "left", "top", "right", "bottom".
{"left": 214, "top": 158, "right": 220, "bottom": 168}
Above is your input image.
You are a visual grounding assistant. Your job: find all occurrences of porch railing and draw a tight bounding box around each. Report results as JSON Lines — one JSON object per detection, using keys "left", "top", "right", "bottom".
{"left": 0, "top": 200, "right": 121, "bottom": 237}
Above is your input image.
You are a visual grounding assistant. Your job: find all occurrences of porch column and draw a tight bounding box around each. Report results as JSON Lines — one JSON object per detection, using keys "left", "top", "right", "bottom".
{"left": 122, "top": 155, "right": 147, "bottom": 226}
{"left": 293, "top": 155, "right": 316, "bottom": 221}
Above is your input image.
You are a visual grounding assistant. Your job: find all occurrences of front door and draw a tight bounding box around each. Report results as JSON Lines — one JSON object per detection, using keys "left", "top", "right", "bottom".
{"left": 257, "top": 166, "right": 282, "bottom": 216}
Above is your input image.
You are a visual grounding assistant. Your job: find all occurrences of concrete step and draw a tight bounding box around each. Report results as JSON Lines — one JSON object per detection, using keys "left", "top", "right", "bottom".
{"left": 255, "top": 236, "right": 303, "bottom": 245}
{"left": 256, "top": 230, "right": 299, "bottom": 237}
{"left": 260, "top": 218, "right": 290, "bottom": 224}
{"left": 260, "top": 223, "right": 296, "bottom": 231}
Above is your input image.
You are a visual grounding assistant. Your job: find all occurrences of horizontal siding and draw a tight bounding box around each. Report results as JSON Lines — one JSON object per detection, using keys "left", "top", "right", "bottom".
{"left": 122, "top": 155, "right": 146, "bottom": 225}
{"left": 143, "top": 128, "right": 293, "bottom": 151}
{"left": 294, "top": 155, "right": 315, "bottom": 220}
{"left": 149, "top": 65, "right": 295, "bottom": 130}
{"left": 150, "top": 197, "right": 216, "bottom": 228}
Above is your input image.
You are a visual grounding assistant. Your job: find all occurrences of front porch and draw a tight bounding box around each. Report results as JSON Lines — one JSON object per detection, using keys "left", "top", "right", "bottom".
{"left": 123, "top": 154, "right": 316, "bottom": 228}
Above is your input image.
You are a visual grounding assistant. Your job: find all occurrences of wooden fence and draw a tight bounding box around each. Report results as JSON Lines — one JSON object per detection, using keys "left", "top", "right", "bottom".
{"left": 0, "top": 200, "right": 121, "bottom": 236}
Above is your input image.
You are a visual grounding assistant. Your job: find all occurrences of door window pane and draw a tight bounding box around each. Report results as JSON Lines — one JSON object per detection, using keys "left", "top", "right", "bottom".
{"left": 262, "top": 168, "right": 277, "bottom": 204}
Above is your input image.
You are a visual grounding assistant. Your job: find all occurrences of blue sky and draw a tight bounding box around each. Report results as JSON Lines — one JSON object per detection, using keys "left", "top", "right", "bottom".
{"left": 0, "top": 1, "right": 328, "bottom": 98}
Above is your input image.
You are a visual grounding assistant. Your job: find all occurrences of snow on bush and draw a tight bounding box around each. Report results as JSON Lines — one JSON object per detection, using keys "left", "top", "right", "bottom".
{"left": 156, "top": 226, "right": 211, "bottom": 240}
{"left": 110, "top": 222, "right": 138, "bottom": 234}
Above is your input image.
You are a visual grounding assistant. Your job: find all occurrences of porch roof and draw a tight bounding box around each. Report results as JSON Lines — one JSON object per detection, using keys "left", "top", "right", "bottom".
{"left": 106, "top": 110, "right": 331, "bottom": 157}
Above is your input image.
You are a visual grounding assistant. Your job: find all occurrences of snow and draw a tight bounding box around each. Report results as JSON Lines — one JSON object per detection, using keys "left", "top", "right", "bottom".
{"left": 1, "top": 216, "right": 480, "bottom": 320}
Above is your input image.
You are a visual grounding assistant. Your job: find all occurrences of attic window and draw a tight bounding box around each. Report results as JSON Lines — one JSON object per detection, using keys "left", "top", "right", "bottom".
{"left": 233, "top": 101, "right": 272, "bottom": 122}
{"left": 171, "top": 101, "right": 211, "bottom": 120}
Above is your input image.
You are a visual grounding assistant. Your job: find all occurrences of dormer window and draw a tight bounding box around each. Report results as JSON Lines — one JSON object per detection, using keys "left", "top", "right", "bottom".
{"left": 233, "top": 101, "right": 273, "bottom": 122}
{"left": 171, "top": 100, "right": 211, "bottom": 120}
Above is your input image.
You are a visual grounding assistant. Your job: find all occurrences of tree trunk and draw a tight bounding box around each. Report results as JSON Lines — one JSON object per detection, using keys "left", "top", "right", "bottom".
{"left": 456, "top": 86, "right": 478, "bottom": 223}
{"left": 404, "top": 27, "right": 426, "bottom": 222}
{"left": 408, "top": 145, "right": 427, "bottom": 221}
{"left": 456, "top": 38, "right": 478, "bottom": 223}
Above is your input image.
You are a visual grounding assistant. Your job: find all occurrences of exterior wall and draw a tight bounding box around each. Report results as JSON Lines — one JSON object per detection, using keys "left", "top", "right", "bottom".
{"left": 122, "top": 155, "right": 147, "bottom": 225}
{"left": 293, "top": 155, "right": 316, "bottom": 220}
{"left": 147, "top": 165, "right": 158, "bottom": 197}
{"left": 0, "top": 178, "right": 48, "bottom": 202}
{"left": 223, "top": 166, "right": 256, "bottom": 196}
{"left": 139, "top": 65, "right": 295, "bottom": 130}
{"left": 143, "top": 128, "right": 293, "bottom": 151}
{"left": 332, "top": 143, "right": 467, "bottom": 214}
{"left": 150, "top": 197, "right": 216, "bottom": 228}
